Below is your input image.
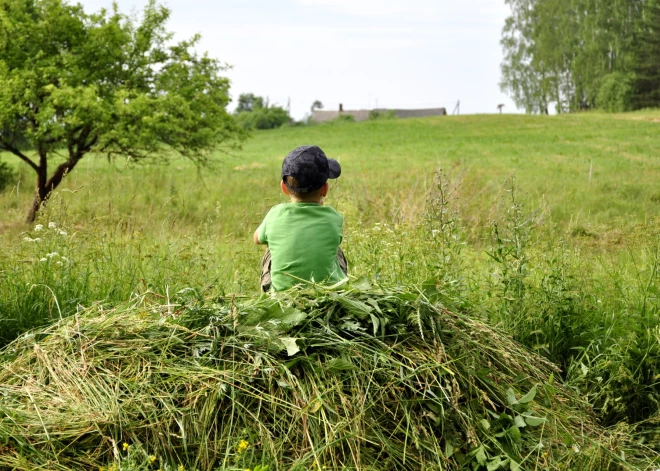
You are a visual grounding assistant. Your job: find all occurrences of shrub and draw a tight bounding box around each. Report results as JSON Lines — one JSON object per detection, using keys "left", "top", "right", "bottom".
{"left": 235, "top": 106, "right": 290, "bottom": 130}
{"left": 369, "top": 109, "right": 397, "bottom": 120}
{"left": 0, "top": 161, "right": 17, "bottom": 191}
{"left": 597, "top": 72, "right": 634, "bottom": 112}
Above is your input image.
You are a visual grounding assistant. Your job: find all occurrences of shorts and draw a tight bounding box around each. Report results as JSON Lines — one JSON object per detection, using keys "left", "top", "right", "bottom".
{"left": 260, "top": 247, "right": 349, "bottom": 292}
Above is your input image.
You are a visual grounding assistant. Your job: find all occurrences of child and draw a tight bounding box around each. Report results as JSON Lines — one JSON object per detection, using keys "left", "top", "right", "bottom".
{"left": 253, "top": 145, "right": 348, "bottom": 292}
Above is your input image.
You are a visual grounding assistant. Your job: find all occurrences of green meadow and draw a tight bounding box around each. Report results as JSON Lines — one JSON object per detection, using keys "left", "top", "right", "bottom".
{"left": 0, "top": 112, "right": 659, "bottom": 469}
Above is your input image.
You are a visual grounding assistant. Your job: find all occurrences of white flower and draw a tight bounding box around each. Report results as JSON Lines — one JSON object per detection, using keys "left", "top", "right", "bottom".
{"left": 40, "top": 258, "right": 47, "bottom": 262}
{"left": 572, "top": 444, "right": 580, "bottom": 454}
{"left": 61, "top": 256, "right": 70, "bottom": 263}
{"left": 23, "top": 237, "right": 41, "bottom": 243}
{"left": 59, "top": 230, "right": 68, "bottom": 236}
{"left": 431, "top": 230, "right": 440, "bottom": 237}
{"left": 56, "top": 261, "right": 63, "bottom": 266}
{"left": 46, "top": 252, "right": 58, "bottom": 258}
{"left": 48, "top": 222, "right": 57, "bottom": 229}
{"left": 34, "top": 224, "right": 43, "bottom": 231}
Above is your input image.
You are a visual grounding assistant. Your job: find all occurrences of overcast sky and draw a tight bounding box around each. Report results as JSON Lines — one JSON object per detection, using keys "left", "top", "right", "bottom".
{"left": 78, "top": 0, "right": 516, "bottom": 120}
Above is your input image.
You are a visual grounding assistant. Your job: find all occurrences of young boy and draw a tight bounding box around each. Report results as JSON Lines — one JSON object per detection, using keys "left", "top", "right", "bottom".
{"left": 253, "top": 145, "right": 348, "bottom": 292}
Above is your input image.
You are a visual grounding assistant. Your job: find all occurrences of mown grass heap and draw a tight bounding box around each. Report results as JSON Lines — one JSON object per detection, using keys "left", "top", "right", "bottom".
{"left": 0, "top": 285, "right": 656, "bottom": 470}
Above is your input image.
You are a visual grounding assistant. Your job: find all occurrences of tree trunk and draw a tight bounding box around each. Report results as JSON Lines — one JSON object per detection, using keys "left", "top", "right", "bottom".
{"left": 25, "top": 152, "right": 82, "bottom": 223}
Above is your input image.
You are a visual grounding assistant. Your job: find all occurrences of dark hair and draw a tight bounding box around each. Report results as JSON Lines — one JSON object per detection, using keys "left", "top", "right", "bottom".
{"left": 284, "top": 176, "right": 323, "bottom": 201}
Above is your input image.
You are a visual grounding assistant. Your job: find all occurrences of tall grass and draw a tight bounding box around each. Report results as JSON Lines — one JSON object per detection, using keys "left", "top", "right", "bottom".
{"left": 1, "top": 286, "right": 656, "bottom": 470}
{"left": 1, "top": 113, "right": 659, "bottom": 465}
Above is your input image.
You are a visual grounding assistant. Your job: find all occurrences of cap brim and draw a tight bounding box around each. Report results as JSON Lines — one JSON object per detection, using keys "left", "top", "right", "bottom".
{"left": 327, "top": 158, "right": 341, "bottom": 179}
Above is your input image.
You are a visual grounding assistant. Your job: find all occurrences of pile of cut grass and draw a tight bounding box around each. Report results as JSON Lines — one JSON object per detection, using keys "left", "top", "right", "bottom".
{"left": 0, "top": 285, "right": 656, "bottom": 470}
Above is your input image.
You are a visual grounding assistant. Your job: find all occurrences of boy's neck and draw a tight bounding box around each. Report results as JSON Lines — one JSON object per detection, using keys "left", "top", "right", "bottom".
{"left": 289, "top": 195, "right": 323, "bottom": 204}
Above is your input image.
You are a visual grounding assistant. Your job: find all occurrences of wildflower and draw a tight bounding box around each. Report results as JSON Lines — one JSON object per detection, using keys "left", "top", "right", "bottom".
{"left": 572, "top": 444, "right": 580, "bottom": 453}
{"left": 24, "top": 237, "right": 40, "bottom": 243}
{"left": 34, "top": 224, "right": 43, "bottom": 231}
{"left": 123, "top": 442, "right": 130, "bottom": 451}
{"left": 56, "top": 261, "right": 63, "bottom": 266}
{"left": 179, "top": 465, "right": 185, "bottom": 471}
{"left": 46, "top": 252, "right": 58, "bottom": 258}
{"left": 237, "top": 439, "right": 249, "bottom": 454}
{"left": 40, "top": 258, "right": 47, "bottom": 262}
{"left": 149, "top": 455, "right": 157, "bottom": 463}
{"left": 59, "top": 230, "right": 68, "bottom": 236}
{"left": 48, "top": 222, "right": 57, "bottom": 229}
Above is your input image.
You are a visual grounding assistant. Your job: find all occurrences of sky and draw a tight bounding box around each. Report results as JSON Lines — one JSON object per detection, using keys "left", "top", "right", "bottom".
{"left": 78, "top": 0, "right": 516, "bottom": 120}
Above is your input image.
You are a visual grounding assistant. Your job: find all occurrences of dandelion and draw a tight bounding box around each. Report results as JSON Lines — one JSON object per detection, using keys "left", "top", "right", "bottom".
{"left": 48, "top": 222, "right": 57, "bottom": 229}
{"left": 34, "top": 224, "right": 43, "bottom": 231}
{"left": 149, "top": 455, "right": 157, "bottom": 463}
{"left": 123, "top": 442, "right": 130, "bottom": 451}
{"left": 237, "top": 439, "right": 249, "bottom": 454}
{"left": 179, "top": 465, "right": 185, "bottom": 471}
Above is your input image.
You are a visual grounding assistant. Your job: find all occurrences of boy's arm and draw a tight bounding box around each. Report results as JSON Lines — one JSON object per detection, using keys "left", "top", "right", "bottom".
{"left": 253, "top": 229, "right": 263, "bottom": 245}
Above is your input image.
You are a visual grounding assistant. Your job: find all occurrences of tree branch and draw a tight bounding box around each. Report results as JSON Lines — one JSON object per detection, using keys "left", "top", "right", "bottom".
{"left": 0, "top": 143, "right": 39, "bottom": 172}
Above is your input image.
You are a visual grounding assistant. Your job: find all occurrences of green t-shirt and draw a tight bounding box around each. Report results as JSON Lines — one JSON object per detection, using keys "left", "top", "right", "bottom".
{"left": 257, "top": 202, "right": 345, "bottom": 291}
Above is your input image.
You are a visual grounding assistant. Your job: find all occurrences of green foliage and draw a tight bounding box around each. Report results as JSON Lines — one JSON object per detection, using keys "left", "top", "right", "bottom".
{"left": 234, "top": 93, "right": 291, "bottom": 130}
{"left": 235, "top": 107, "right": 290, "bottom": 130}
{"left": 369, "top": 109, "right": 397, "bottom": 120}
{"left": 330, "top": 114, "right": 355, "bottom": 123}
{"left": 1, "top": 286, "right": 654, "bottom": 470}
{"left": 632, "top": 3, "right": 660, "bottom": 109}
{"left": 598, "top": 72, "right": 635, "bottom": 112}
{"left": 0, "top": 0, "right": 245, "bottom": 220}
{"left": 0, "top": 160, "right": 17, "bottom": 191}
{"left": 501, "top": 0, "right": 646, "bottom": 113}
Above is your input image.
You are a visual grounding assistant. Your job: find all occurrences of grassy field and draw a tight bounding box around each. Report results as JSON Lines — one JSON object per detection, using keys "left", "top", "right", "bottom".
{"left": 0, "top": 112, "right": 659, "bottom": 469}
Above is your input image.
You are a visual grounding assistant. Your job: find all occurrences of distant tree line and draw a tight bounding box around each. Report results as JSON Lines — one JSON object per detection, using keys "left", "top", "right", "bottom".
{"left": 234, "top": 93, "right": 291, "bottom": 130}
{"left": 501, "top": 0, "right": 660, "bottom": 113}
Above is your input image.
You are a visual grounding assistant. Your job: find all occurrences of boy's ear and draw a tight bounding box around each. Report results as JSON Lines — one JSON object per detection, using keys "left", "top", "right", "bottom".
{"left": 280, "top": 180, "right": 290, "bottom": 195}
{"left": 320, "top": 182, "right": 329, "bottom": 197}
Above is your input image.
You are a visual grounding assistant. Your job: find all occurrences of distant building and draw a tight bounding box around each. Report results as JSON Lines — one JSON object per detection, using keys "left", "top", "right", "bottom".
{"left": 311, "top": 105, "right": 447, "bottom": 123}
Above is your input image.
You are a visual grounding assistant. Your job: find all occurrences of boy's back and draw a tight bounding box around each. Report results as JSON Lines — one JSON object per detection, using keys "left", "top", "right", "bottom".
{"left": 254, "top": 145, "right": 347, "bottom": 291}
{"left": 257, "top": 202, "right": 344, "bottom": 291}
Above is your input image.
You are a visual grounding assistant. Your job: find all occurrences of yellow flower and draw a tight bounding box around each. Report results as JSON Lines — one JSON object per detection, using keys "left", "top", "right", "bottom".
{"left": 237, "top": 439, "right": 250, "bottom": 454}
{"left": 179, "top": 465, "right": 185, "bottom": 471}
{"left": 123, "top": 442, "right": 130, "bottom": 451}
{"left": 149, "top": 455, "right": 157, "bottom": 463}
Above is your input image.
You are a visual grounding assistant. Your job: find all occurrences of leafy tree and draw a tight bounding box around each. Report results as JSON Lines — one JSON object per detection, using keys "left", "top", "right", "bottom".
{"left": 0, "top": 0, "right": 245, "bottom": 222}
{"left": 311, "top": 100, "right": 323, "bottom": 112}
{"left": 234, "top": 94, "right": 290, "bottom": 130}
{"left": 501, "top": 0, "right": 645, "bottom": 113}
{"left": 632, "top": 1, "right": 660, "bottom": 108}
{"left": 236, "top": 93, "right": 266, "bottom": 113}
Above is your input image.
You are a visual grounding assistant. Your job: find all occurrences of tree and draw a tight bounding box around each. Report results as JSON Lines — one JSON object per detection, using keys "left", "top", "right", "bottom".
{"left": 0, "top": 0, "right": 245, "bottom": 222}
{"left": 501, "top": 0, "right": 646, "bottom": 113}
{"left": 632, "top": 1, "right": 660, "bottom": 108}
{"left": 234, "top": 93, "right": 290, "bottom": 130}
{"left": 311, "top": 100, "right": 323, "bottom": 112}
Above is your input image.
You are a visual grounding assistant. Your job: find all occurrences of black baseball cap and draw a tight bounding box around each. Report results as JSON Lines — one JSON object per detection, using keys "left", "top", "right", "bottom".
{"left": 281, "top": 145, "right": 341, "bottom": 193}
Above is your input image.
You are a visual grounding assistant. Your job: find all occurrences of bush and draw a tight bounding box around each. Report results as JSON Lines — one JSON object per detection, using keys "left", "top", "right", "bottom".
{"left": 0, "top": 161, "right": 17, "bottom": 191}
{"left": 329, "top": 114, "right": 355, "bottom": 123}
{"left": 235, "top": 106, "right": 290, "bottom": 130}
{"left": 369, "top": 109, "right": 397, "bottom": 120}
{"left": 597, "top": 72, "right": 634, "bottom": 112}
